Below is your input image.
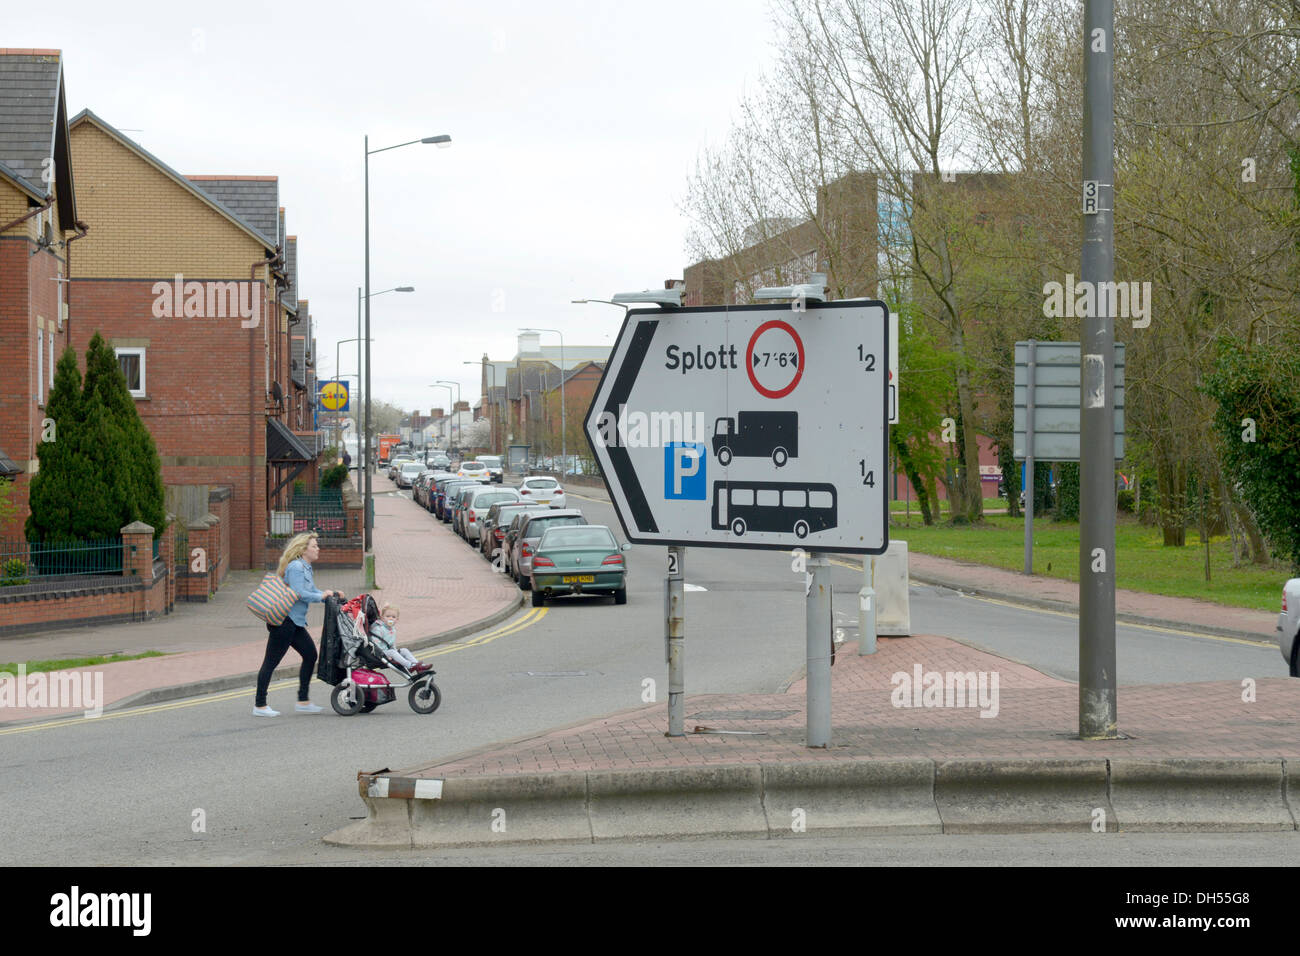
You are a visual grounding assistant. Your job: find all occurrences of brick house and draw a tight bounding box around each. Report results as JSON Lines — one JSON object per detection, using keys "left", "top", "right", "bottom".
{"left": 0, "top": 49, "right": 86, "bottom": 539}
{"left": 65, "top": 109, "right": 319, "bottom": 572}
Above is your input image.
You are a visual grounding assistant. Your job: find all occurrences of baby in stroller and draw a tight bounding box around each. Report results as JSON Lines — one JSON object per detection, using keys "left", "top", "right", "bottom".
{"left": 368, "top": 603, "right": 425, "bottom": 675}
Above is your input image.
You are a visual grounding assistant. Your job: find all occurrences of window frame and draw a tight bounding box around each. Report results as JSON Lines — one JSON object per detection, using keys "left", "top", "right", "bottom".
{"left": 115, "top": 346, "right": 147, "bottom": 399}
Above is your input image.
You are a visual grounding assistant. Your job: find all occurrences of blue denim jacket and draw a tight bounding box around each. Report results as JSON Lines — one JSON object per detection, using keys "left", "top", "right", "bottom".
{"left": 283, "top": 558, "right": 325, "bottom": 626}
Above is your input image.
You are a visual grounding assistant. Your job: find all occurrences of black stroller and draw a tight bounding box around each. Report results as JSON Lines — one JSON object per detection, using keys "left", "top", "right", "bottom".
{"left": 318, "top": 594, "right": 441, "bottom": 715}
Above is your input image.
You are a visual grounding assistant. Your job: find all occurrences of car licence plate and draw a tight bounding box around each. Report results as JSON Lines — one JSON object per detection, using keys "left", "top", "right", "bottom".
{"left": 562, "top": 575, "right": 595, "bottom": 584}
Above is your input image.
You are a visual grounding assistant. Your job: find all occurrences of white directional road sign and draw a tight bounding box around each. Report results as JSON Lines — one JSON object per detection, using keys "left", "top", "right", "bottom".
{"left": 584, "top": 300, "right": 890, "bottom": 554}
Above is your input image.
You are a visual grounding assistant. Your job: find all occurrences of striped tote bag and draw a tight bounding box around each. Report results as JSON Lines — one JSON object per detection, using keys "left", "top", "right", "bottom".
{"left": 246, "top": 573, "right": 298, "bottom": 625}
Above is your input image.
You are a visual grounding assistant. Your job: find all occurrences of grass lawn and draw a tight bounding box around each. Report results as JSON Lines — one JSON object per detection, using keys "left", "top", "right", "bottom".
{"left": 0, "top": 650, "right": 165, "bottom": 677}
{"left": 889, "top": 513, "right": 1288, "bottom": 612}
{"left": 890, "top": 497, "right": 1007, "bottom": 514}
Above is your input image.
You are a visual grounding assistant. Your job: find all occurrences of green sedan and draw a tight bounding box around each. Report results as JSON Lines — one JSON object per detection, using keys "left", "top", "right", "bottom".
{"left": 530, "top": 525, "right": 629, "bottom": 606}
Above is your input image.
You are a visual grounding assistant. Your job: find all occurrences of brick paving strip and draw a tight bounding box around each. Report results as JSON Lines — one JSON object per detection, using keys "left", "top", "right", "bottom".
{"left": 334, "top": 634, "right": 1300, "bottom": 845}
{"left": 0, "top": 474, "right": 521, "bottom": 725}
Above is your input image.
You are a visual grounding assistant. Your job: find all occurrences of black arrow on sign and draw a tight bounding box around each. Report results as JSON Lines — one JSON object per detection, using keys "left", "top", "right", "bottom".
{"left": 603, "top": 319, "right": 659, "bottom": 533}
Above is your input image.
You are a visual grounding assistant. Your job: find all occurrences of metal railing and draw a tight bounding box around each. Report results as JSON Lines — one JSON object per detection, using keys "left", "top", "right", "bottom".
{"left": 289, "top": 490, "right": 350, "bottom": 537}
{"left": 0, "top": 537, "right": 124, "bottom": 584}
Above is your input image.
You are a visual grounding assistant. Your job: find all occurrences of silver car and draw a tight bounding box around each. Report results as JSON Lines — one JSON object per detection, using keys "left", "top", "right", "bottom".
{"left": 510, "top": 509, "right": 588, "bottom": 591}
{"left": 463, "top": 487, "right": 522, "bottom": 544}
{"left": 1277, "top": 577, "right": 1300, "bottom": 677}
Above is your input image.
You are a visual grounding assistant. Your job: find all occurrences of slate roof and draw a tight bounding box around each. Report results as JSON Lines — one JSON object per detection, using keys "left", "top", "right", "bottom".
{"left": 185, "top": 175, "right": 279, "bottom": 247}
{"left": 0, "top": 49, "right": 78, "bottom": 226}
{"left": 282, "top": 235, "right": 298, "bottom": 315}
{"left": 0, "top": 50, "right": 60, "bottom": 194}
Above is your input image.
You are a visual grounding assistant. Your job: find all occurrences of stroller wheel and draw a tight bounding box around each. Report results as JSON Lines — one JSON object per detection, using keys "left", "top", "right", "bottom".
{"left": 409, "top": 676, "right": 442, "bottom": 715}
{"left": 331, "top": 682, "right": 364, "bottom": 716}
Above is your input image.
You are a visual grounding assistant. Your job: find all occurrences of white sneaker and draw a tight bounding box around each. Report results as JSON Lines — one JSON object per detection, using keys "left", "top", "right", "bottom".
{"left": 253, "top": 706, "right": 280, "bottom": 717}
{"left": 295, "top": 702, "right": 323, "bottom": 714}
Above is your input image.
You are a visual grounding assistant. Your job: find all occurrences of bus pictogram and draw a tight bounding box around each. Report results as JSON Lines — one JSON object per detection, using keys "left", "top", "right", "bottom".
{"left": 710, "top": 479, "right": 837, "bottom": 539}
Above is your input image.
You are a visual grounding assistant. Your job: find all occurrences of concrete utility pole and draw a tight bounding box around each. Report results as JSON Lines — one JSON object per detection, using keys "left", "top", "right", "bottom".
{"left": 1079, "top": 0, "right": 1118, "bottom": 738}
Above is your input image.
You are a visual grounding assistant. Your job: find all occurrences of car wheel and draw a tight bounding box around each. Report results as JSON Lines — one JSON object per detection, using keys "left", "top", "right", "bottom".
{"left": 793, "top": 519, "right": 809, "bottom": 539}
{"left": 531, "top": 589, "right": 546, "bottom": 607}
{"left": 718, "top": 446, "right": 732, "bottom": 466}
{"left": 518, "top": 574, "right": 531, "bottom": 591}
{"left": 330, "top": 682, "right": 363, "bottom": 716}
{"left": 731, "top": 517, "right": 746, "bottom": 536}
{"left": 1291, "top": 638, "right": 1299, "bottom": 678}
{"left": 773, "top": 447, "right": 788, "bottom": 467}
{"left": 613, "top": 588, "right": 627, "bottom": 605}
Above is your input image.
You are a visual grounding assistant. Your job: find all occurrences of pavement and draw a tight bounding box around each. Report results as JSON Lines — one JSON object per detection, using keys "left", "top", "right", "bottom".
{"left": 0, "top": 472, "right": 521, "bottom": 723}
{"left": 4, "top": 471, "right": 1295, "bottom": 840}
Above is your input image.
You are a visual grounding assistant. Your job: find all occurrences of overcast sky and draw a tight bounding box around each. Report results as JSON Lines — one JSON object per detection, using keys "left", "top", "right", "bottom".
{"left": 11, "top": 0, "right": 783, "bottom": 413}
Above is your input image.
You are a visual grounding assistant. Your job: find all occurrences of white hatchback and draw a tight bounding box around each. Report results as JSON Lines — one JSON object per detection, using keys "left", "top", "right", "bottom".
{"left": 458, "top": 461, "right": 490, "bottom": 483}
{"left": 519, "top": 475, "right": 565, "bottom": 509}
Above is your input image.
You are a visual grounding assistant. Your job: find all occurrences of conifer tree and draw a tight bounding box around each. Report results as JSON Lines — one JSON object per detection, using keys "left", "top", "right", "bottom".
{"left": 25, "top": 348, "right": 85, "bottom": 542}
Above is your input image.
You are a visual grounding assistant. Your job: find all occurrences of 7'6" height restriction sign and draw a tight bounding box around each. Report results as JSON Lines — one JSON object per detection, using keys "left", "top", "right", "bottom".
{"left": 584, "top": 299, "right": 890, "bottom": 554}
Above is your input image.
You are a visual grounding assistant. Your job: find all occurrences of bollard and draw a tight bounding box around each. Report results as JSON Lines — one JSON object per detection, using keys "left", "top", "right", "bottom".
{"left": 858, "top": 578, "right": 877, "bottom": 655}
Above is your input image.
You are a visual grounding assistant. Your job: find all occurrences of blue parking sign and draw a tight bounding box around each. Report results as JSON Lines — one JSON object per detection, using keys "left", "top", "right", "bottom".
{"left": 664, "top": 443, "right": 706, "bottom": 500}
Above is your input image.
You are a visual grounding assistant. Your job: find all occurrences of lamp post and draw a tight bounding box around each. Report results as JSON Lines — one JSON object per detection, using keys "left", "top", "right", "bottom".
{"left": 519, "top": 328, "right": 565, "bottom": 477}
{"left": 571, "top": 298, "right": 630, "bottom": 310}
{"left": 429, "top": 384, "right": 454, "bottom": 451}
{"left": 364, "top": 131, "right": 449, "bottom": 552}
{"left": 356, "top": 286, "right": 411, "bottom": 506}
{"left": 436, "top": 379, "right": 461, "bottom": 454}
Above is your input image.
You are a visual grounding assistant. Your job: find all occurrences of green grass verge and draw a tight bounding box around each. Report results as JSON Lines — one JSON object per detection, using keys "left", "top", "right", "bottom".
{"left": 0, "top": 650, "right": 166, "bottom": 676}
{"left": 890, "top": 497, "right": 1007, "bottom": 513}
{"left": 889, "top": 513, "right": 1286, "bottom": 612}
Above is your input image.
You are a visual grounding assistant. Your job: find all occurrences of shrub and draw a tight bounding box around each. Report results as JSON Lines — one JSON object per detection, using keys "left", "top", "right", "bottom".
{"left": 0, "top": 558, "right": 28, "bottom": 587}
{"left": 293, "top": 480, "right": 306, "bottom": 496}
{"left": 1117, "top": 488, "right": 1135, "bottom": 513}
{"left": 321, "top": 464, "right": 348, "bottom": 489}
{"left": 1055, "top": 462, "right": 1080, "bottom": 521}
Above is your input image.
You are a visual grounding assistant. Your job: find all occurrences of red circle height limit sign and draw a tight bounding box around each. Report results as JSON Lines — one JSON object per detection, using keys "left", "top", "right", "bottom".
{"left": 745, "top": 320, "right": 805, "bottom": 399}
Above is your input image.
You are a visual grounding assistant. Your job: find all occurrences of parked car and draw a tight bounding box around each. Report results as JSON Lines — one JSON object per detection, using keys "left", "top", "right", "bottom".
{"left": 452, "top": 485, "right": 481, "bottom": 535}
{"left": 463, "top": 487, "right": 522, "bottom": 544}
{"left": 501, "top": 508, "right": 554, "bottom": 577}
{"left": 510, "top": 509, "right": 588, "bottom": 590}
{"left": 479, "top": 455, "right": 504, "bottom": 483}
{"left": 396, "top": 461, "right": 424, "bottom": 488}
{"left": 427, "top": 453, "right": 451, "bottom": 470}
{"left": 529, "top": 524, "right": 629, "bottom": 607}
{"left": 481, "top": 501, "right": 537, "bottom": 560}
{"left": 1278, "top": 578, "right": 1300, "bottom": 677}
{"left": 388, "top": 456, "right": 415, "bottom": 480}
{"left": 518, "top": 475, "right": 566, "bottom": 509}
{"left": 435, "top": 478, "right": 476, "bottom": 521}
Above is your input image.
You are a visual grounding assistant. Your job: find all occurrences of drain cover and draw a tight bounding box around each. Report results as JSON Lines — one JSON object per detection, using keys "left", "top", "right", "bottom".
{"left": 688, "top": 710, "right": 798, "bottom": 721}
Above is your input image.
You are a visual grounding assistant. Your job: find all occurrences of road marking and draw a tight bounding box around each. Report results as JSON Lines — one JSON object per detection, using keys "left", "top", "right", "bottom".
{"left": 0, "top": 608, "right": 548, "bottom": 737}
{"left": 684, "top": 583, "right": 708, "bottom": 592}
{"left": 827, "top": 558, "right": 1274, "bottom": 648}
{"left": 565, "top": 492, "right": 605, "bottom": 504}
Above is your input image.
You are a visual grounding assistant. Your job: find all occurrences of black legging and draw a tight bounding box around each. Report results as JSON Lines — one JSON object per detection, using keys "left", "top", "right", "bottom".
{"left": 255, "top": 617, "right": 318, "bottom": 707}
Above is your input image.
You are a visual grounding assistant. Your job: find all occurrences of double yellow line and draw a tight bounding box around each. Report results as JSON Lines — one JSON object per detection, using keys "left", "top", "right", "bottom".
{"left": 0, "top": 608, "right": 546, "bottom": 737}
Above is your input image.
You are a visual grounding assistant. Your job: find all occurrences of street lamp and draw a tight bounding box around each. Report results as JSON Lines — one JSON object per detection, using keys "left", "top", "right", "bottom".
{"left": 519, "top": 328, "right": 565, "bottom": 476}
{"left": 364, "top": 129, "right": 449, "bottom": 551}
{"left": 571, "top": 298, "right": 629, "bottom": 309}
{"left": 435, "top": 380, "right": 462, "bottom": 454}
{"left": 429, "top": 384, "right": 454, "bottom": 451}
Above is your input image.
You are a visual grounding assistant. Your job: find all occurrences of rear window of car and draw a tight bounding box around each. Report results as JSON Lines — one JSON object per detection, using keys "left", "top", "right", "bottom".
{"left": 524, "top": 478, "right": 558, "bottom": 489}
{"left": 462, "top": 462, "right": 483, "bottom": 468}
{"left": 525, "top": 515, "right": 586, "bottom": 537}
{"left": 473, "top": 491, "right": 518, "bottom": 507}
{"left": 480, "top": 457, "right": 502, "bottom": 466}
{"left": 539, "top": 527, "right": 616, "bottom": 549}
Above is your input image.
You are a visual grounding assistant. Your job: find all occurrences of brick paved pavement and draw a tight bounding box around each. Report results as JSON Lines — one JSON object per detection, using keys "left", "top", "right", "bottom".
{"left": 404, "top": 634, "right": 1300, "bottom": 779}
{"left": 0, "top": 472, "right": 519, "bottom": 723}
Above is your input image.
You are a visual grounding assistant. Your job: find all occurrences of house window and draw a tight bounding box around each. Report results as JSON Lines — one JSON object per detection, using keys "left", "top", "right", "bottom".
{"left": 115, "top": 347, "right": 146, "bottom": 398}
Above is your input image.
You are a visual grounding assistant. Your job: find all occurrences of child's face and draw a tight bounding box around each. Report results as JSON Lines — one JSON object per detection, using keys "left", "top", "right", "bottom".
{"left": 384, "top": 613, "right": 398, "bottom": 628}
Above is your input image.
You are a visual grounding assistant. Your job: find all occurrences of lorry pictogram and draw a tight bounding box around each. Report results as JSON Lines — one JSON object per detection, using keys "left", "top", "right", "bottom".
{"left": 712, "top": 411, "right": 798, "bottom": 467}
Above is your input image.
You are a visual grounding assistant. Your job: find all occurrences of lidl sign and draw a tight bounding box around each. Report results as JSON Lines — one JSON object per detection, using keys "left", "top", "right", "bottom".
{"left": 319, "top": 380, "right": 350, "bottom": 412}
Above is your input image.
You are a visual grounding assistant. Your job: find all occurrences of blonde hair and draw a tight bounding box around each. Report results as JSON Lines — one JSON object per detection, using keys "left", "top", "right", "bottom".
{"left": 381, "top": 603, "right": 399, "bottom": 618}
{"left": 277, "top": 532, "right": 318, "bottom": 578}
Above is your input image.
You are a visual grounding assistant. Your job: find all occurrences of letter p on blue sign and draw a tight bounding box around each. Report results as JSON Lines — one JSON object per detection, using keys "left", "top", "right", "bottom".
{"left": 664, "top": 443, "right": 706, "bottom": 500}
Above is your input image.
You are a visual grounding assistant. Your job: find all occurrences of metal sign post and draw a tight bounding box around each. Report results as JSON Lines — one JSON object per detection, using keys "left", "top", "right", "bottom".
{"left": 1024, "top": 340, "right": 1036, "bottom": 574}
{"left": 806, "top": 551, "right": 832, "bottom": 747}
{"left": 667, "top": 546, "right": 685, "bottom": 737}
